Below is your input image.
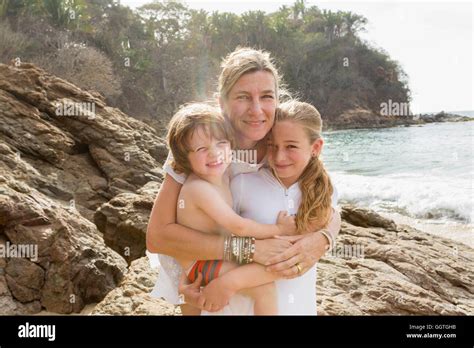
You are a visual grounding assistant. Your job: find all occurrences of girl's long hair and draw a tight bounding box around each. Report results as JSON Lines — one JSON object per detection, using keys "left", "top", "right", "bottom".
{"left": 274, "top": 100, "right": 333, "bottom": 233}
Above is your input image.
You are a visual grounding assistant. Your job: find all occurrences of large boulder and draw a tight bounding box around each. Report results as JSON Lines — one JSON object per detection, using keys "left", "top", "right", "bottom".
{"left": 0, "top": 62, "right": 167, "bottom": 221}
{"left": 0, "top": 62, "right": 169, "bottom": 314}
{"left": 94, "top": 181, "right": 161, "bottom": 263}
{"left": 0, "top": 159, "right": 128, "bottom": 313}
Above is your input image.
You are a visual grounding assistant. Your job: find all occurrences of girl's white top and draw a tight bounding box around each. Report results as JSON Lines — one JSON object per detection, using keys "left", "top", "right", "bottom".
{"left": 149, "top": 152, "right": 337, "bottom": 314}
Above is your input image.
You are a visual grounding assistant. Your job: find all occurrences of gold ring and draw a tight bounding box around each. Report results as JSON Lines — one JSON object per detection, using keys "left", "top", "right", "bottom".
{"left": 295, "top": 263, "right": 302, "bottom": 274}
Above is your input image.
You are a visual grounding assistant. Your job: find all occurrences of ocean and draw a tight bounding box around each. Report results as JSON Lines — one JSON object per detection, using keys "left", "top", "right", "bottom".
{"left": 323, "top": 121, "right": 473, "bottom": 246}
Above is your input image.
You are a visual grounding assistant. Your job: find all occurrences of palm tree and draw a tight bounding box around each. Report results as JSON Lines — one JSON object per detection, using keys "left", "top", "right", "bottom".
{"left": 343, "top": 11, "right": 367, "bottom": 37}
{"left": 292, "top": 0, "right": 306, "bottom": 21}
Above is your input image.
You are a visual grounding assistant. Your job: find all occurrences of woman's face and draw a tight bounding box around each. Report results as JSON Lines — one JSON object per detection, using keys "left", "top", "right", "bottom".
{"left": 220, "top": 71, "right": 277, "bottom": 147}
{"left": 187, "top": 126, "right": 232, "bottom": 179}
{"left": 267, "top": 120, "right": 323, "bottom": 187}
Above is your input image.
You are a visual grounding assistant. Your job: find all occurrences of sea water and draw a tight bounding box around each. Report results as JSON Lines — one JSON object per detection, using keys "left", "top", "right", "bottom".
{"left": 323, "top": 121, "right": 473, "bottom": 245}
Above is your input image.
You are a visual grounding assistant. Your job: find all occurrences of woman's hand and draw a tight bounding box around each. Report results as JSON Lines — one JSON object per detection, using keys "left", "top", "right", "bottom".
{"left": 252, "top": 238, "right": 294, "bottom": 266}
{"left": 265, "top": 231, "right": 330, "bottom": 279}
{"left": 197, "top": 278, "right": 236, "bottom": 312}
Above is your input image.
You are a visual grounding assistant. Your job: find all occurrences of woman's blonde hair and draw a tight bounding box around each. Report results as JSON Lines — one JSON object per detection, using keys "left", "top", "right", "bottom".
{"left": 166, "top": 103, "right": 234, "bottom": 175}
{"left": 218, "top": 47, "right": 287, "bottom": 101}
{"left": 274, "top": 100, "right": 334, "bottom": 233}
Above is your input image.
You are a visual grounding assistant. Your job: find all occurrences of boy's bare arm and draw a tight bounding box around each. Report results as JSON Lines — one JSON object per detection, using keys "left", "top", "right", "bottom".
{"left": 189, "top": 180, "right": 296, "bottom": 238}
{"left": 146, "top": 174, "right": 224, "bottom": 260}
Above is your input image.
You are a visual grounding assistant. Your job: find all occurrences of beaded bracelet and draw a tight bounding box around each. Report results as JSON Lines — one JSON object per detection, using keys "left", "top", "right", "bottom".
{"left": 223, "top": 236, "right": 255, "bottom": 264}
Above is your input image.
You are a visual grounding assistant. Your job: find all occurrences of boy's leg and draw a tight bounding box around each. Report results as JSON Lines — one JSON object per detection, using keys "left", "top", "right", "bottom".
{"left": 239, "top": 282, "right": 278, "bottom": 315}
{"left": 215, "top": 262, "right": 278, "bottom": 315}
{"left": 187, "top": 260, "right": 278, "bottom": 314}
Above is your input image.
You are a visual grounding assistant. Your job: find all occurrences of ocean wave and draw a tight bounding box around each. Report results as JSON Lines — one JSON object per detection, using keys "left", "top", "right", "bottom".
{"left": 332, "top": 172, "right": 473, "bottom": 223}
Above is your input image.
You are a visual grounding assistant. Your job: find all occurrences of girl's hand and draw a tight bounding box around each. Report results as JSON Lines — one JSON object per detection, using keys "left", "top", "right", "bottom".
{"left": 265, "top": 231, "right": 329, "bottom": 279}
{"left": 253, "top": 238, "right": 294, "bottom": 266}
{"left": 197, "top": 278, "right": 235, "bottom": 312}
{"left": 276, "top": 211, "right": 297, "bottom": 236}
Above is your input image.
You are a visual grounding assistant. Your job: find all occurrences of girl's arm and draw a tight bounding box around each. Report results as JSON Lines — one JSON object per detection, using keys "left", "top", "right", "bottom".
{"left": 188, "top": 180, "right": 296, "bottom": 239}
{"left": 146, "top": 174, "right": 224, "bottom": 260}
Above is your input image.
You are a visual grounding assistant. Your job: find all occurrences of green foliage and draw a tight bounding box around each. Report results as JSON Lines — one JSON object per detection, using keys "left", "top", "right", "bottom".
{"left": 1, "top": 0, "right": 411, "bottom": 127}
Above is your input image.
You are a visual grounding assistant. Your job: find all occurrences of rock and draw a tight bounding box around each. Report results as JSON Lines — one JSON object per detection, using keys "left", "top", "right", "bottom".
{"left": 94, "top": 181, "right": 161, "bottom": 263}
{"left": 0, "top": 169, "right": 128, "bottom": 314}
{"left": 325, "top": 108, "right": 473, "bottom": 131}
{"left": 341, "top": 205, "right": 397, "bottom": 231}
{"left": 316, "top": 207, "right": 474, "bottom": 315}
{"left": 91, "top": 257, "right": 179, "bottom": 315}
{"left": 6, "top": 258, "right": 44, "bottom": 302}
{"left": 0, "top": 63, "right": 167, "bottom": 222}
{"left": 0, "top": 62, "right": 171, "bottom": 314}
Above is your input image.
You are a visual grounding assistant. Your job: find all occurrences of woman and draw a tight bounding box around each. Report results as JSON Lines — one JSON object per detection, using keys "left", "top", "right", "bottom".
{"left": 146, "top": 47, "right": 341, "bottom": 314}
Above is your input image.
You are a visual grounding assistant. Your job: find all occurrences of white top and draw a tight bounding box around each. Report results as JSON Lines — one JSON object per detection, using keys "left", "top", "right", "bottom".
{"left": 228, "top": 167, "right": 338, "bottom": 315}
{"left": 149, "top": 152, "right": 338, "bottom": 314}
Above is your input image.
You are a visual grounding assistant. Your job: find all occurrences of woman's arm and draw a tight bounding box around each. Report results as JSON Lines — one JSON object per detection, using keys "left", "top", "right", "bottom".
{"left": 265, "top": 208, "right": 342, "bottom": 278}
{"left": 188, "top": 180, "right": 296, "bottom": 239}
{"left": 146, "top": 174, "right": 224, "bottom": 260}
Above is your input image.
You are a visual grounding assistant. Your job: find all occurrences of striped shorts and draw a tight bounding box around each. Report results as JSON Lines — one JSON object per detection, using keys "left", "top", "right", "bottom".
{"left": 187, "top": 260, "right": 223, "bottom": 286}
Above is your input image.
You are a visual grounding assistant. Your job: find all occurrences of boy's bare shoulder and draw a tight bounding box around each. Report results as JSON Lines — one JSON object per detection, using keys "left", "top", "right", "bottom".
{"left": 181, "top": 174, "right": 214, "bottom": 195}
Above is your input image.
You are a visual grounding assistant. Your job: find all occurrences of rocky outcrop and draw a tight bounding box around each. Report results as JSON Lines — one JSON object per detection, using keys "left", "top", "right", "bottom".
{"left": 0, "top": 151, "right": 128, "bottom": 313}
{"left": 0, "top": 62, "right": 167, "bottom": 221}
{"left": 0, "top": 62, "right": 168, "bottom": 314}
{"left": 94, "top": 181, "right": 161, "bottom": 263}
{"left": 91, "top": 256, "right": 178, "bottom": 315}
{"left": 317, "top": 208, "right": 473, "bottom": 315}
{"left": 325, "top": 107, "right": 473, "bottom": 131}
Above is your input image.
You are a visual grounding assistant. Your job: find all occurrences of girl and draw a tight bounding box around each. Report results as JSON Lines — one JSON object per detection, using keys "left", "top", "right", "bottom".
{"left": 199, "top": 100, "right": 335, "bottom": 314}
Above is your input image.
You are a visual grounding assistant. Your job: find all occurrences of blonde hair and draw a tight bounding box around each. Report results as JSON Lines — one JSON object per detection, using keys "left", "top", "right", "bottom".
{"left": 166, "top": 103, "right": 234, "bottom": 175}
{"left": 218, "top": 47, "right": 287, "bottom": 101}
{"left": 274, "top": 100, "right": 334, "bottom": 233}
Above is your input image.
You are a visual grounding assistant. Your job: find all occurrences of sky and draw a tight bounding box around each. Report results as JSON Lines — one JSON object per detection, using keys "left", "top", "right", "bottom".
{"left": 120, "top": 0, "right": 473, "bottom": 113}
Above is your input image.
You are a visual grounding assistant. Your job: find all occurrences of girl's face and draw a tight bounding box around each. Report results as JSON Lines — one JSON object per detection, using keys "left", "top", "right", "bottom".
{"left": 187, "top": 126, "right": 232, "bottom": 179}
{"left": 267, "top": 120, "right": 323, "bottom": 187}
{"left": 220, "top": 71, "right": 277, "bottom": 147}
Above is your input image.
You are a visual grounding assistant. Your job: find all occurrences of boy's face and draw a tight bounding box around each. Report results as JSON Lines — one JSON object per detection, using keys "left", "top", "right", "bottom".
{"left": 187, "top": 126, "right": 232, "bottom": 179}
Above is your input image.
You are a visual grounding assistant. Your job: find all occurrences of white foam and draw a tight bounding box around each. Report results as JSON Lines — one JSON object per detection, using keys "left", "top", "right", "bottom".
{"left": 332, "top": 172, "right": 473, "bottom": 223}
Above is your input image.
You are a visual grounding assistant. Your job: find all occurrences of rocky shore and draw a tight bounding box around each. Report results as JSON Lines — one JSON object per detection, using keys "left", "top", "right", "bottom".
{"left": 324, "top": 107, "right": 473, "bottom": 131}
{"left": 1, "top": 63, "right": 472, "bottom": 315}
